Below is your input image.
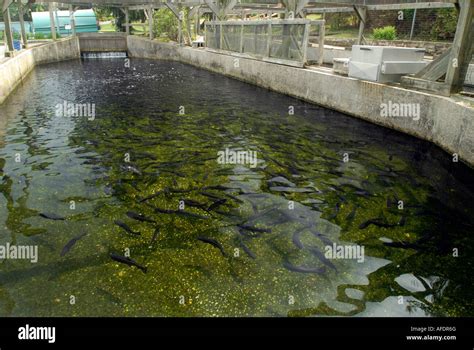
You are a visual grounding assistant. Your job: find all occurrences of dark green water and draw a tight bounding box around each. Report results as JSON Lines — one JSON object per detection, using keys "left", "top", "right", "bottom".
{"left": 0, "top": 58, "right": 473, "bottom": 317}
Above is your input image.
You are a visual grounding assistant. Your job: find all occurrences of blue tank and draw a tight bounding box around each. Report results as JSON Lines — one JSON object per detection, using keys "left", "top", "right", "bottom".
{"left": 31, "top": 9, "right": 98, "bottom": 35}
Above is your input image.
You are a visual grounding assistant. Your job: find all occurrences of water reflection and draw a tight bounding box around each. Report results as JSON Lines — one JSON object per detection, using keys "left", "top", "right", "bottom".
{"left": 0, "top": 59, "right": 472, "bottom": 316}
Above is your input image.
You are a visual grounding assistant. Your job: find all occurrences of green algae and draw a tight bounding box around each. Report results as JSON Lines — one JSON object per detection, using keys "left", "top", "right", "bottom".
{"left": 0, "top": 59, "right": 472, "bottom": 317}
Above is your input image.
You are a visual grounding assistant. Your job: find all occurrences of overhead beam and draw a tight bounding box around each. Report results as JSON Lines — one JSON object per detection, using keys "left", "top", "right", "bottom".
{"left": 204, "top": 0, "right": 237, "bottom": 19}
{"left": 2, "top": 0, "right": 13, "bottom": 12}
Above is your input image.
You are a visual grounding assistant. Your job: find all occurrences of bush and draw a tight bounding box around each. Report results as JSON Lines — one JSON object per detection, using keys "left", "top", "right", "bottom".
{"left": 372, "top": 26, "right": 397, "bottom": 40}
{"left": 431, "top": 8, "right": 457, "bottom": 40}
{"left": 46, "top": 32, "right": 61, "bottom": 39}
{"left": 152, "top": 8, "right": 179, "bottom": 41}
{"left": 326, "top": 13, "right": 358, "bottom": 31}
{"left": 34, "top": 32, "right": 45, "bottom": 39}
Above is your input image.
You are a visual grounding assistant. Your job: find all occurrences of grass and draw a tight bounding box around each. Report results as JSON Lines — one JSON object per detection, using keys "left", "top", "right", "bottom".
{"left": 325, "top": 28, "right": 360, "bottom": 39}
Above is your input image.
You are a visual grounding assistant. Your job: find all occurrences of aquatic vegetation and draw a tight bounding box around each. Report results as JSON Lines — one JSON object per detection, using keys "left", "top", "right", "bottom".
{"left": 0, "top": 59, "right": 472, "bottom": 317}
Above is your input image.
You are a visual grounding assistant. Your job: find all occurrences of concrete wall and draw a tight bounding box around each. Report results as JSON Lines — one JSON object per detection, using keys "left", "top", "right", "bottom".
{"left": 0, "top": 37, "right": 80, "bottom": 105}
{"left": 78, "top": 33, "right": 127, "bottom": 52}
{"left": 127, "top": 36, "right": 474, "bottom": 166}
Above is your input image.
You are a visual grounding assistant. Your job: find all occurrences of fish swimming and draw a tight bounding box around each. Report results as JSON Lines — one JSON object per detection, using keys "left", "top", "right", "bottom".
{"left": 200, "top": 191, "right": 223, "bottom": 201}
{"left": 139, "top": 189, "right": 168, "bottom": 203}
{"left": 326, "top": 203, "right": 340, "bottom": 220}
{"left": 383, "top": 241, "right": 423, "bottom": 250}
{"left": 308, "top": 247, "right": 337, "bottom": 271}
{"left": 359, "top": 218, "right": 398, "bottom": 229}
{"left": 154, "top": 207, "right": 209, "bottom": 220}
{"left": 149, "top": 228, "right": 160, "bottom": 247}
{"left": 181, "top": 198, "right": 207, "bottom": 210}
{"left": 60, "top": 232, "right": 87, "bottom": 257}
{"left": 312, "top": 231, "right": 333, "bottom": 246}
{"left": 120, "top": 164, "right": 142, "bottom": 176}
{"left": 110, "top": 253, "right": 147, "bottom": 273}
{"left": 292, "top": 227, "right": 306, "bottom": 249}
{"left": 197, "top": 236, "right": 226, "bottom": 256}
{"left": 345, "top": 206, "right": 357, "bottom": 222}
{"left": 114, "top": 220, "right": 141, "bottom": 236}
{"left": 126, "top": 211, "right": 156, "bottom": 223}
{"left": 240, "top": 240, "right": 256, "bottom": 259}
{"left": 207, "top": 198, "right": 227, "bottom": 212}
{"left": 39, "top": 213, "right": 65, "bottom": 220}
{"left": 238, "top": 224, "right": 271, "bottom": 233}
{"left": 283, "top": 261, "right": 326, "bottom": 274}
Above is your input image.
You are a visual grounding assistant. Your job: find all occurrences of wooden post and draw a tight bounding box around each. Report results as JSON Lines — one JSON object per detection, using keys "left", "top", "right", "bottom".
{"left": 3, "top": 5, "right": 14, "bottom": 52}
{"left": 318, "top": 22, "right": 325, "bottom": 66}
{"left": 409, "top": 8, "right": 417, "bottom": 40}
{"left": 355, "top": 6, "right": 367, "bottom": 45}
{"left": 125, "top": 7, "right": 130, "bottom": 35}
{"left": 69, "top": 5, "right": 76, "bottom": 37}
{"left": 178, "top": 10, "right": 183, "bottom": 44}
{"left": 18, "top": 1, "right": 28, "bottom": 48}
{"left": 302, "top": 22, "right": 310, "bottom": 65}
{"left": 219, "top": 23, "right": 223, "bottom": 49}
{"left": 445, "top": 0, "right": 473, "bottom": 93}
{"left": 148, "top": 6, "right": 154, "bottom": 40}
{"left": 239, "top": 23, "right": 244, "bottom": 53}
{"left": 185, "top": 9, "right": 192, "bottom": 44}
{"left": 195, "top": 8, "right": 200, "bottom": 35}
{"left": 266, "top": 21, "right": 272, "bottom": 57}
{"left": 49, "top": 2, "right": 57, "bottom": 40}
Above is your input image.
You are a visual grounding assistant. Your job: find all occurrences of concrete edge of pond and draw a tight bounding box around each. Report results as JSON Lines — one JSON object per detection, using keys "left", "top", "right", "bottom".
{"left": 126, "top": 36, "right": 474, "bottom": 168}
{"left": 0, "top": 37, "right": 80, "bottom": 106}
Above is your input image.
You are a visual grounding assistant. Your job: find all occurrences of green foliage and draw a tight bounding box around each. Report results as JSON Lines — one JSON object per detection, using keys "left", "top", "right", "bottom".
{"left": 95, "top": 6, "right": 146, "bottom": 32}
{"left": 430, "top": 8, "right": 457, "bottom": 40}
{"left": 153, "top": 8, "right": 179, "bottom": 41}
{"left": 46, "top": 32, "right": 61, "bottom": 39}
{"left": 94, "top": 7, "right": 114, "bottom": 21}
{"left": 326, "top": 13, "right": 358, "bottom": 31}
{"left": 372, "top": 26, "right": 397, "bottom": 40}
{"left": 152, "top": 7, "right": 192, "bottom": 43}
{"left": 34, "top": 32, "right": 46, "bottom": 40}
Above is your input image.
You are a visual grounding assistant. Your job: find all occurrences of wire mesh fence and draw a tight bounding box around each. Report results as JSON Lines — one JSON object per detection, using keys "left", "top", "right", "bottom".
{"left": 205, "top": 19, "right": 323, "bottom": 67}
{"left": 322, "top": 7, "right": 458, "bottom": 43}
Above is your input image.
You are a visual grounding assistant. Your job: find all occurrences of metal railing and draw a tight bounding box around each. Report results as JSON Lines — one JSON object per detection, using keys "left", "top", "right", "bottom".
{"left": 205, "top": 19, "right": 325, "bottom": 67}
